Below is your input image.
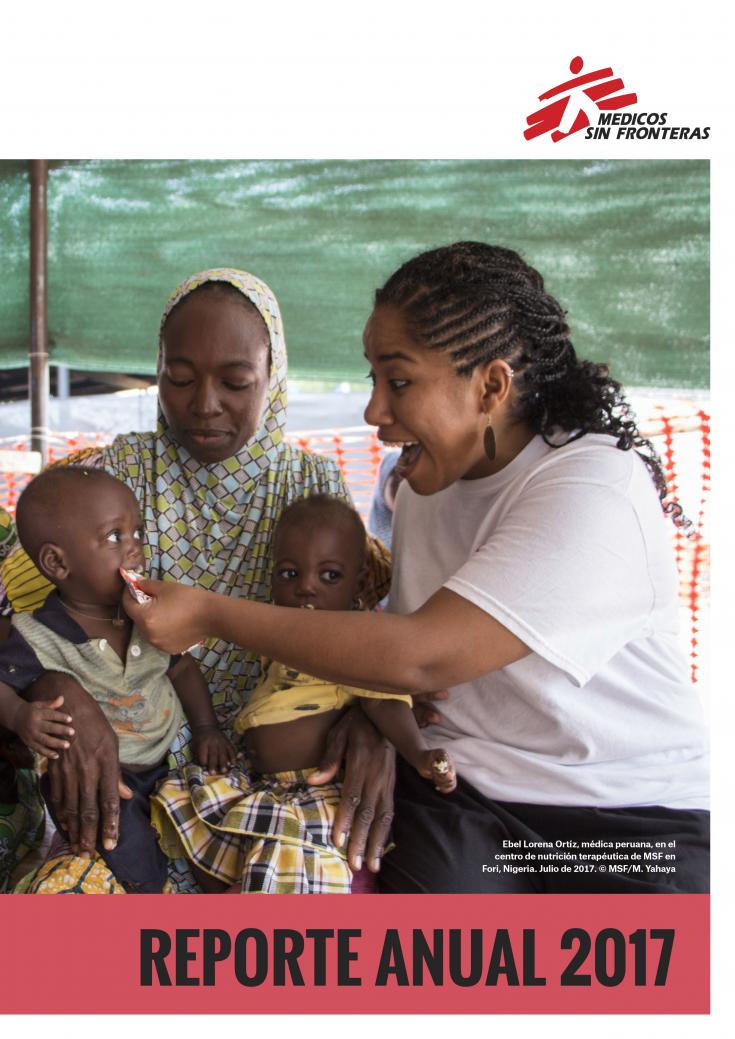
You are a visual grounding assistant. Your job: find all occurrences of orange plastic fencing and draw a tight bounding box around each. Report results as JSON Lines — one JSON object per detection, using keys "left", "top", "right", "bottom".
{"left": 0, "top": 432, "right": 111, "bottom": 514}
{"left": 0, "top": 408, "right": 710, "bottom": 681}
{"left": 638, "top": 406, "right": 710, "bottom": 684}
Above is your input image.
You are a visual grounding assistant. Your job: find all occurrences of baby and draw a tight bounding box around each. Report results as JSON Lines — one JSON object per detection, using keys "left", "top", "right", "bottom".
{"left": 0, "top": 467, "right": 233, "bottom": 892}
{"left": 151, "top": 494, "right": 455, "bottom": 893}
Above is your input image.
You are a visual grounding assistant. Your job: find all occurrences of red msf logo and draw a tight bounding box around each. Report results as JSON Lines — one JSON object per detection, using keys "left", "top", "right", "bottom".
{"left": 525, "top": 56, "right": 638, "bottom": 142}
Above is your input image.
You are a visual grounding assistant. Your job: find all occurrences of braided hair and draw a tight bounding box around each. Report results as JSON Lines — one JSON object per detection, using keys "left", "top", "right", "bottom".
{"left": 375, "top": 241, "right": 687, "bottom": 527}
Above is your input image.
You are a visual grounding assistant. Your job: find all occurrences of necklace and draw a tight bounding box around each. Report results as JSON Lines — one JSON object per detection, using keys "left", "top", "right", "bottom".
{"left": 61, "top": 601, "right": 127, "bottom": 628}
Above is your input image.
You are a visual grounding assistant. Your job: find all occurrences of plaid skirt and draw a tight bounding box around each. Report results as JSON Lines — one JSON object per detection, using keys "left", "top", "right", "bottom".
{"left": 151, "top": 764, "right": 353, "bottom": 894}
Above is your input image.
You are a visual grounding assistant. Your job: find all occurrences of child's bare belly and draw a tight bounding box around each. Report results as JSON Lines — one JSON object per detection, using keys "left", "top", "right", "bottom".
{"left": 243, "top": 709, "right": 343, "bottom": 774}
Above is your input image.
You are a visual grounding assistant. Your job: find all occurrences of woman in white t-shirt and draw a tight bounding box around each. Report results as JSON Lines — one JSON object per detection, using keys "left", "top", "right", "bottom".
{"left": 127, "top": 242, "right": 709, "bottom": 894}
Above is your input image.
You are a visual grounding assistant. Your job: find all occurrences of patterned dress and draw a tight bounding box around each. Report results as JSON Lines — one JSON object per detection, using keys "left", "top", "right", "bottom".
{"left": 17, "top": 268, "right": 363, "bottom": 894}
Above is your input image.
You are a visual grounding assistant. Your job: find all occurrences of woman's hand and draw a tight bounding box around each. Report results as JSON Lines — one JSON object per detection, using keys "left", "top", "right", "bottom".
{"left": 309, "top": 707, "right": 396, "bottom": 874}
{"left": 123, "top": 579, "right": 210, "bottom": 654}
{"left": 25, "top": 673, "right": 132, "bottom": 856}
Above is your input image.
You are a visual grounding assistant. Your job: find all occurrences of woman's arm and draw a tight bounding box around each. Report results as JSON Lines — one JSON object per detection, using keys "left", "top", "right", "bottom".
{"left": 125, "top": 581, "right": 529, "bottom": 693}
{"left": 126, "top": 580, "right": 528, "bottom": 873}
{"left": 24, "top": 673, "right": 132, "bottom": 855}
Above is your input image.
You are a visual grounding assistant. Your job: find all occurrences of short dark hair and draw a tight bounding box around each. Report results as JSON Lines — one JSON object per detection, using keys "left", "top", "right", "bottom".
{"left": 275, "top": 495, "right": 366, "bottom": 558}
{"left": 16, "top": 467, "right": 127, "bottom": 563}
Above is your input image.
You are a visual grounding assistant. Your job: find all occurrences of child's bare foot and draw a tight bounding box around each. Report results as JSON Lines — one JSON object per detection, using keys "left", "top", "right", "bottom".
{"left": 418, "top": 748, "right": 457, "bottom": 794}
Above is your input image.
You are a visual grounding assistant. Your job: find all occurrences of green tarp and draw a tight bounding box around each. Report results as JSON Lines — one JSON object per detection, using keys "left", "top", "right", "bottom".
{"left": 0, "top": 159, "right": 709, "bottom": 388}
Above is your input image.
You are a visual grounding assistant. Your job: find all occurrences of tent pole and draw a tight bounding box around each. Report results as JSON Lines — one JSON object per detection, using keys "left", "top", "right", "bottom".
{"left": 29, "top": 159, "right": 49, "bottom": 465}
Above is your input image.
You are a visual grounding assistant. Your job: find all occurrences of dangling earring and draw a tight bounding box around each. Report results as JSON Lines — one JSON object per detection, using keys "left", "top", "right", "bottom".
{"left": 352, "top": 595, "right": 365, "bottom": 611}
{"left": 484, "top": 421, "right": 496, "bottom": 461}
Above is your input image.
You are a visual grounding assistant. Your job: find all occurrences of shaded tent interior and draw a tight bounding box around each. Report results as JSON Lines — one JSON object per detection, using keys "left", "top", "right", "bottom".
{"left": 0, "top": 158, "right": 709, "bottom": 407}
{"left": 0, "top": 368, "right": 155, "bottom": 403}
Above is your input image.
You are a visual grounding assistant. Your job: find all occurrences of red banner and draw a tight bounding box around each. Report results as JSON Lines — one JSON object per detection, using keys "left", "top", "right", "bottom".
{"left": 2, "top": 893, "right": 708, "bottom": 1014}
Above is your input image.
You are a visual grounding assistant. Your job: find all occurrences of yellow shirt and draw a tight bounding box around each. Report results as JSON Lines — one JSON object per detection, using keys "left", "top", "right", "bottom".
{"left": 233, "top": 659, "right": 412, "bottom": 733}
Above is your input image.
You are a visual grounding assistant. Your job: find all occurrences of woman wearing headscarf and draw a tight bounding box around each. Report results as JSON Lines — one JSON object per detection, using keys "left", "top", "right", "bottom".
{"left": 6, "top": 268, "right": 391, "bottom": 893}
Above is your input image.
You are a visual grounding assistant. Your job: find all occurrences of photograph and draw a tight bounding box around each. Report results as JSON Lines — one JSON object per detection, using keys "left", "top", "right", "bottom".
{"left": 0, "top": 1, "right": 724, "bottom": 1025}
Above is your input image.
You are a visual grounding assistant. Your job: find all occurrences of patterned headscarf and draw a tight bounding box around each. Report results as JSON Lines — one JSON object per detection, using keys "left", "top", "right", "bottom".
{"left": 158, "top": 267, "right": 288, "bottom": 493}
{"left": 0, "top": 507, "right": 18, "bottom": 562}
{"left": 102, "top": 269, "right": 347, "bottom": 734}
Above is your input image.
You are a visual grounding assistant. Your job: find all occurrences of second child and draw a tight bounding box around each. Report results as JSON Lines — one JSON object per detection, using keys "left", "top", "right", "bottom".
{"left": 151, "top": 494, "right": 455, "bottom": 893}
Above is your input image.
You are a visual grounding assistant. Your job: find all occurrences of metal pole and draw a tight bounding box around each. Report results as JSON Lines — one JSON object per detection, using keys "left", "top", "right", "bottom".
{"left": 29, "top": 159, "right": 49, "bottom": 465}
{"left": 56, "top": 363, "right": 70, "bottom": 399}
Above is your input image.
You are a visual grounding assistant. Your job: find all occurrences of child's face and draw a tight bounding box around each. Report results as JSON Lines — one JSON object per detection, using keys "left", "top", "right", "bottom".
{"left": 54, "top": 479, "right": 145, "bottom": 605}
{"left": 271, "top": 518, "right": 365, "bottom": 611}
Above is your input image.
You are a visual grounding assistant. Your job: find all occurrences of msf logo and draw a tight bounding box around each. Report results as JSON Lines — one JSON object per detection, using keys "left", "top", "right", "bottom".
{"left": 525, "top": 56, "right": 638, "bottom": 142}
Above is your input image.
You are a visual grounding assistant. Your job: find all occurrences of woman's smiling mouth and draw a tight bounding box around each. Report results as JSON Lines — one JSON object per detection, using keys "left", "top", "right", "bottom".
{"left": 382, "top": 439, "right": 423, "bottom": 479}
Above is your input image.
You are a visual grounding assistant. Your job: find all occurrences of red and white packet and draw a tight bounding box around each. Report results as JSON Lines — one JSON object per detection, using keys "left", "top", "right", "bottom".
{"left": 119, "top": 567, "right": 152, "bottom": 604}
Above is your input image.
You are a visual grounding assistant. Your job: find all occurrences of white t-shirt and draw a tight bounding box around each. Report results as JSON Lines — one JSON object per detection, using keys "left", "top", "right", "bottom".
{"left": 389, "top": 434, "right": 708, "bottom": 810}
